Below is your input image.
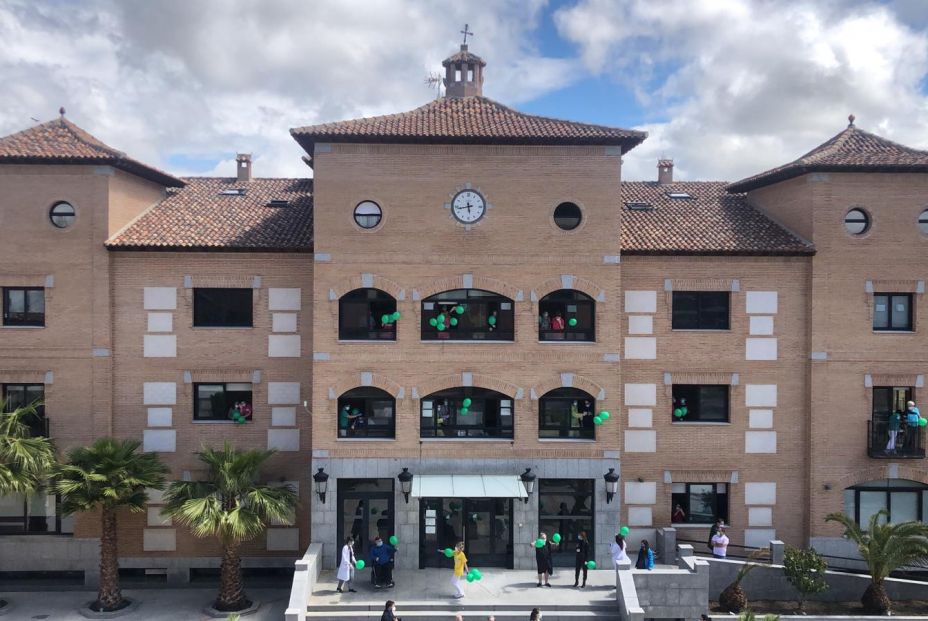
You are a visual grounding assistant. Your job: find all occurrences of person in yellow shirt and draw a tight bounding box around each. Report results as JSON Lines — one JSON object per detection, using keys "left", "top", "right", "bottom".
{"left": 451, "top": 541, "right": 469, "bottom": 599}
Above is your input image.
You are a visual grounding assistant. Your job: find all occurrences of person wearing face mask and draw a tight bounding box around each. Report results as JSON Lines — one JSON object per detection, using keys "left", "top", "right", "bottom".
{"left": 380, "top": 599, "right": 400, "bottom": 621}
{"left": 904, "top": 400, "right": 921, "bottom": 452}
{"left": 573, "top": 530, "right": 590, "bottom": 588}
{"left": 535, "top": 532, "right": 553, "bottom": 587}
{"left": 370, "top": 535, "right": 396, "bottom": 588}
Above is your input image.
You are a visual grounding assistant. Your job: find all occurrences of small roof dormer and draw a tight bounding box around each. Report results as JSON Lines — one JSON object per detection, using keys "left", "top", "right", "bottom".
{"left": 442, "top": 44, "right": 486, "bottom": 98}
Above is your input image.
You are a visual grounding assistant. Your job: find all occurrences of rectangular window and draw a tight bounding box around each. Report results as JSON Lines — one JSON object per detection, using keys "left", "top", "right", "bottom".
{"left": 672, "top": 385, "right": 729, "bottom": 422}
{"left": 870, "top": 386, "right": 921, "bottom": 457}
{"left": 193, "top": 288, "right": 253, "bottom": 327}
{"left": 671, "top": 483, "right": 729, "bottom": 525}
{"left": 2, "top": 287, "right": 45, "bottom": 326}
{"left": 538, "top": 479, "right": 594, "bottom": 563}
{"left": 2, "top": 384, "right": 46, "bottom": 437}
{"left": 873, "top": 293, "right": 912, "bottom": 331}
{"left": 420, "top": 390, "right": 514, "bottom": 438}
{"left": 194, "top": 383, "right": 253, "bottom": 421}
{"left": 671, "top": 291, "right": 730, "bottom": 330}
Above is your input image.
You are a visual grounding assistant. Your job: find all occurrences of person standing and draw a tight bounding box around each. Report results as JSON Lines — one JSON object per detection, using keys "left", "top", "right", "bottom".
{"left": 380, "top": 599, "right": 400, "bottom": 621}
{"left": 707, "top": 518, "right": 723, "bottom": 552}
{"left": 535, "top": 532, "right": 553, "bottom": 587}
{"left": 573, "top": 530, "right": 590, "bottom": 588}
{"left": 609, "top": 533, "right": 629, "bottom": 568}
{"left": 672, "top": 503, "right": 686, "bottom": 523}
{"left": 887, "top": 408, "right": 901, "bottom": 454}
{"left": 635, "top": 540, "right": 654, "bottom": 570}
{"left": 905, "top": 400, "right": 921, "bottom": 451}
{"left": 530, "top": 607, "right": 543, "bottom": 620}
{"left": 336, "top": 535, "right": 357, "bottom": 593}
{"left": 451, "top": 541, "right": 469, "bottom": 599}
{"left": 710, "top": 524, "right": 729, "bottom": 559}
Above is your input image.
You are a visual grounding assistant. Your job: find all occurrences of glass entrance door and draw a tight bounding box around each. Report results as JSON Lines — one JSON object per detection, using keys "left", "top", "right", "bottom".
{"left": 419, "top": 498, "right": 512, "bottom": 568}
{"left": 337, "top": 479, "right": 394, "bottom": 564}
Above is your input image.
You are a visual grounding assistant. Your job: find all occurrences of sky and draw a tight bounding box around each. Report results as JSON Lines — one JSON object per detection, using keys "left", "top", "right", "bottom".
{"left": 1, "top": 0, "right": 927, "bottom": 182}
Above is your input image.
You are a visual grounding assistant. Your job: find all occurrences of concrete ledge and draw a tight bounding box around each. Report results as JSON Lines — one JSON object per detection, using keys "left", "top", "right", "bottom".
{"left": 79, "top": 598, "right": 140, "bottom": 619}
{"left": 285, "top": 543, "right": 323, "bottom": 621}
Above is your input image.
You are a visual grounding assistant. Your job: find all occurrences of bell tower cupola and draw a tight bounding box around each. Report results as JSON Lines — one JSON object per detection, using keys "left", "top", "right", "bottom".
{"left": 443, "top": 24, "right": 486, "bottom": 98}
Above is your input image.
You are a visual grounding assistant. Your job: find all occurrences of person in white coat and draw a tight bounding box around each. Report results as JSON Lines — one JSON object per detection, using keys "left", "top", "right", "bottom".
{"left": 609, "top": 534, "right": 629, "bottom": 568}
{"left": 337, "top": 535, "right": 357, "bottom": 593}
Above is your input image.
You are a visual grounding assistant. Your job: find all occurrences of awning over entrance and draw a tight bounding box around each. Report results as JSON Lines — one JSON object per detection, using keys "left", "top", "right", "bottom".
{"left": 411, "top": 475, "right": 527, "bottom": 499}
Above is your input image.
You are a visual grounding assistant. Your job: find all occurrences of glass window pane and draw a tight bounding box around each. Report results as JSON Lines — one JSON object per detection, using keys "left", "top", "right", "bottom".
{"left": 844, "top": 489, "right": 856, "bottom": 521}
{"left": 891, "top": 295, "right": 911, "bottom": 329}
{"left": 873, "top": 294, "right": 889, "bottom": 329}
{"left": 7, "top": 290, "right": 24, "bottom": 314}
{"left": 859, "top": 491, "right": 887, "bottom": 528}
{"left": 688, "top": 484, "right": 715, "bottom": 523}
{"left": 890, "top": 492, "right": 918, "bottom": 523}
{"left": 26, "top": 290, "right": 44, "bottom": 314}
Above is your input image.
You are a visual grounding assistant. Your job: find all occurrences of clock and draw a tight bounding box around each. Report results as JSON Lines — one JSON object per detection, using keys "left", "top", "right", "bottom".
{"left": 451, "top": 189, "right": 486, "bottom": 224}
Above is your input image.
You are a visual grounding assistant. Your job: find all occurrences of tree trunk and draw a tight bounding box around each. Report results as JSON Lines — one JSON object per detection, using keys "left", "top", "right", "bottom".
{"left": 719, "top": 583, "right": 748, "bottom": 614}
{"left": 216, "top": 540, "right": 248, "bottom": 611}
{"left": 862, "top": 580, "right": 890, "bottom": 615}
{"left": 97, "top": 506, "right": 123, "bottom": 611}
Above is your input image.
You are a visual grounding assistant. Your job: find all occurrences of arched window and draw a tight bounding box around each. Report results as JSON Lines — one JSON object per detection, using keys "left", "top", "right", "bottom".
{"left": 421, "top": 289, "right": 514, "bottom": 341}
{"left": 339, "top": 288, "right": 397, "bottom": 341}
{"left": 539, "top": 388, "right": 595, "bottom": 440}
{"left": 843, "top": 479, "right": 928, "bottom": 527}
{"left": 420, "top": 387, "right": 513, "bottom": 439}
{"left": 337, "top": 387, "right": 395, "bottom": 439}
{"left": 538, "top": 290, "right": 595, "bottom": 342}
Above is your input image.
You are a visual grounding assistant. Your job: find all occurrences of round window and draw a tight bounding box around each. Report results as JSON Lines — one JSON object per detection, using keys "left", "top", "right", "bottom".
{"left": 844, "top": 208, "right": 870, "bottom": 235}
{"left": 553, "top": 202, "right": 582, "bottom": 230}
{"left": 353, "top": 201, "right": 382, "bottom": 229}
{"left": 49, "top": 201, "right": 76, "bottom": 229}
{"left": 918, "top": 209, "right": 928, "bottom": 235}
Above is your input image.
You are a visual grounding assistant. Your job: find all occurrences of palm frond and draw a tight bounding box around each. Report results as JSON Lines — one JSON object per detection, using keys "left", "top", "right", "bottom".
{"left": 0, "top": 401, "right": 56, "bottom": 496}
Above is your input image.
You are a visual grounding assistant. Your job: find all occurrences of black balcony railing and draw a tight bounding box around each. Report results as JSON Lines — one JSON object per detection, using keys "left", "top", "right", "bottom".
{"left": 868, "top": 419, "right": 925, "bottom": 458}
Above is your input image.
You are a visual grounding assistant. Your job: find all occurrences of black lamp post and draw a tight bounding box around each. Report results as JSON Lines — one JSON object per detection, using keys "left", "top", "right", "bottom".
{"left": 398, "top": 467, "right": 414, "bottom": 503}
{"left": 604, "top": 467, "right": 620, "bottom": 504}
{"left": 312, "top": 467, "right": 330, "bottom": 504}
{"left": 520, "top": 467, "right": 536, "bottom": 504}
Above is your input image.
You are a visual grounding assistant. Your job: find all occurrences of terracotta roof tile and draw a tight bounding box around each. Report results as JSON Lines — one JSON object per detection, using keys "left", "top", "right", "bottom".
{"left": 0, "top": 116, "right": 184, "bottom": 187}
{"left": 291, "top": 96, "right": 646, "bottom": 153}
{"left": 621, "top": 181, "right": 814, "bottom": 256}
{"left": 728, "top": 124, "right": 928, "bottom": 193}
{"left": 106, "top": 177, "right": 312, "bottom": 251}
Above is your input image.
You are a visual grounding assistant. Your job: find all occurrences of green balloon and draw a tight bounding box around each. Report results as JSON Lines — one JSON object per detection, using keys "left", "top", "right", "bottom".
{"left": 389, "top": 535, "right": 398, "bottom": 545}
{"left": 586, "top": 560, "right": 597, "bottom": 569}
{"left": 355, "top": 559, "right": 365, "bottom": 570}
{"left": 392, "top": 311, "right": 401, "bottom": 320}
{"left": 473, "top": 569, "right": 482, "bottom": 579}
{"left": 438, "top": 323, "right": 446, "bottom": 331}
{"left": 568, "top": 317, "right": 578, "bottom": 327}
{"left": 460, "top": 407, "right": 469, "bottom": 415}
{"left": 381, "top": 314, "right": 389, "bottom": 324}
{"left": 599, "top": 411, "right": 610, "bottom": 420}
{"left": 534, "top": 538, "right": 545, "bottom": 548}
{"left": 620, "top": 526, "right": 629, "bottom": 536}
{"left": 920, "top": 417, "right": 927, "bottom": 427}
{"left": 455, "top": 305, "right": 465, "bottom": 315}
{"left": 673, "top": 408, "right": 684, "bottom": 418}
{"left": 593, "top": 416, "right": 603, "bottom": 425}
{"left": 487, "top": 315, "right": 497, "bottom": 325}
{"left": 450, "top": 317, "right": 458, "bottom": 326}
{"left": 463, "top": 398, "right": 472, "bottom": 407}
{"left": 552, "top": 533, "right": 561, "bottom": 543}
{"left": 466, "top": 574, "right": 475, "bottom": 583}
{"left": 681, "top": 406, "right": 688, "bottom": 415}
{"left": 444, "top": 547, "right": 454, "bottom": 558}
{"left": 429, "top": 317, "right": 438, "bottom": 327}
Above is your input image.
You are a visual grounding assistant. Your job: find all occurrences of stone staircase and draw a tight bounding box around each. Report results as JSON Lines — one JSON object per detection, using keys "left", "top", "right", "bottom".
{"left": 306, "top": 601, "right": 623, "bottom": 620}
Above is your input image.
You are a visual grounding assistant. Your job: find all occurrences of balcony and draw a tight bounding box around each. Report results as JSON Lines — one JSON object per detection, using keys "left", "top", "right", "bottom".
{"left": 868, "top": 419, "right": 925, "bottom": 459}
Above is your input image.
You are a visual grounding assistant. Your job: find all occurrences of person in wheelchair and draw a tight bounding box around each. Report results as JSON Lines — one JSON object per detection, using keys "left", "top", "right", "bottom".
{"left": 370, "top": 536, "right": 397, "bottom": 588}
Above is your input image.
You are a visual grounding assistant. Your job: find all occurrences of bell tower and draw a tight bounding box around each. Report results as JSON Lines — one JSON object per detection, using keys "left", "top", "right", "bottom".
{"left": 443, "top": 25, "right": 486, "bottom": 98}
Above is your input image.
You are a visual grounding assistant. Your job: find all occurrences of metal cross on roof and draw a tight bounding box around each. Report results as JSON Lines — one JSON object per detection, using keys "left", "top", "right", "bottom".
{"left": 460, "top": 23, "right": 473, "bottom": 45}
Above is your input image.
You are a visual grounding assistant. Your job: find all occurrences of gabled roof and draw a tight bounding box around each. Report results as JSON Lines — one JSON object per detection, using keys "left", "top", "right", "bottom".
{"left": 443, "top": 45, "right": 486, "bottom": 67}
{"left": 728, "top": 122, "right": 928, "bottom": 193}
{"left": 106, "top": 177, "right": 313, "bottom": 252}
{"left": 291, "top": 96, "right": 646, "bottom": 155}
{"left": 621, "top": 181, "right": 814, "bottom": 256}
{"left": 0, "top": 115, "right": 184, "bottom": 187}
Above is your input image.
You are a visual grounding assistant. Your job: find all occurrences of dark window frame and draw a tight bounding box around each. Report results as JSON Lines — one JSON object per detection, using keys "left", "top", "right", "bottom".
{"left": 353, "top": 201, "right": 382, "bottom": 229}
{"left": 538, "top": 388, "right": 596, "bottom": 440}
{"left": 421, "top": 289, "right": 514, "bottom": 342}
{"left": 2, "top": 287, "right": 45, "bottom": 327}
{"left": 538, "top": 289, "right": 595, "bottom": 342}
{"left": 538, "top": 479, "right": 594, "bottom": 561}
{"left": 671, "top": 291, "right": 730, "bottom": 330}
{"left": 844, "top": 479, "right": 927, "bottom": 527}
{"left": 873, "top": 293, "right": 913, "bottom": 332}
{"left": 2, "top": 383, "right": 46, "bottom": 438}
{"left": 193, "top": 382, "right": 253, "bottom": 422}
{"left": 671, "top": 482, "right": 729, "bottom": 525}
{"left": 49, "top": 201, "right": 76, "bottom": 229}
{"left": 553, "top": 202, "right": 582, "bottom": 230}
{"left": 420, "top": 387, "right": 514, "bottom": 439}
{"left": 844, "top": 208, "right": 870, "bottom": 235}
{"left": 671, "top": 384, "right": 730, "bottom": 423}
{"left": 193, "top": 288, "right": 253, "bottom": 328}
{"left": 337, "top": 387, "right": 396, "bottom": 439}
{"left": 338, "top": 288, "right": 397, "bottom": 341}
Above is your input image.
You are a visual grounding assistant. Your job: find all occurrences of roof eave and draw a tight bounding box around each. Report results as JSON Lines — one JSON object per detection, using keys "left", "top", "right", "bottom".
{"left": 105, "top": 244, "right": 314, "bottom": 253}
{"left": 0, "top": 155, "right": 185, "bottom": 188}
{"left": 621, "top": 248, "right": 816, "bottom": 257}
{"left": 728, "top": 164, "right": 928, "bottom": 193}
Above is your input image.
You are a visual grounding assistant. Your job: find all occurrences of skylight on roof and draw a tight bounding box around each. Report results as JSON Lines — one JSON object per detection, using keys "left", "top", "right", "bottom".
{"left": 666, "top": 191, "right": 692, "bottom": 199}
{"left": 267, "top": 199, "right": 289, "bottom": 207}
{"left": 220, "top": 188, "right": 246, "bottom": 196}
{"left": 625, "top": 202, "right": 653, "bottom": 211}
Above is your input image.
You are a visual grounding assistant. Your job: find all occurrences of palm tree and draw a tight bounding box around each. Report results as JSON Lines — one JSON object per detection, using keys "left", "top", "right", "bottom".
{"left": 53, "top": 438, "right": 168, "bottom": 612}
{"left": 719, "top": 549, "right": 768, "bottom": 613}
{"left": 826, "top": 510, "right": 928, "bottom": 614}
{"left": 162, "top": 443, "right": 297, "bottom": 612}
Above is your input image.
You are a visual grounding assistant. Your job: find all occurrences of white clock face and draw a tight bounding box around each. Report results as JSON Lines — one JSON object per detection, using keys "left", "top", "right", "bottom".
{"left": 451, "top": 190, "right": 486, "bottom": 224}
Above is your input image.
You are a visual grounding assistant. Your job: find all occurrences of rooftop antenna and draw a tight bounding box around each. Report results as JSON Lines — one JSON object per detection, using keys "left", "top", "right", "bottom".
{"left": 425, "top": 71, "right": 442, "bottom": 99}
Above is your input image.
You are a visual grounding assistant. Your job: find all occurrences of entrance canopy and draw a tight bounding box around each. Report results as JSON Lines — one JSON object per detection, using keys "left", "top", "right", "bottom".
{"left": 411, "top": 475, "right": 527, "bottom": 499}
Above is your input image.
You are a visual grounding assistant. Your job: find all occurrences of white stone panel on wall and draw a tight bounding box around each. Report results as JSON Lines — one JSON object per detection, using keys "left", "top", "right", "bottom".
{"left": 624, "top": 482, "right": 657, "bottom": 505}
{"left": 268, "top": 382, "right": 300, "bottom": 405}
{"left": 269, "top": 288, "right": 301, "bottom": 311}
{"left": 624, "top": 337, "right": 657, "bottom": 360}
{"left": 272, "top": 312, "right": 298, "bottom": 333}
{"left": 147, "top": 507, "right": 172, "bottom": 527}
{"left": 268, "top": 334, "right": 301, "bottom": 357}
{"left": 627, "top": 315, "right": 653, "bottom": 335}
{"left": 146, "top": 488, "right": 166, "bottom": 504}
{"left": 143, "top": 529, "right": 176, "bottom": 552}
{"left": 748, "top": 409, "right": 773, "bottom": 429}
{"left": 745, "top": 482, "right": 777, "bottom": 505}
{"left": 271, "top": 407, "right": 297, "bottom": 427}
{"left": 627, "top": 408, "right": 653, "bottom": 428}
{"left": 624, "top": 384, "right": 657, "bottom": 406}
{"left": 143, "top": 287, "right": 177, "bottom": 310}
{"left": 624, "top": 430, "right": 656, "bottom": 453}
{"left": 147, "top": 408, "right": 172, "bottom": 427}
{"left": 749, "top": 316, "right": 774, "bottom": 336}
{"left": 745, "top": 385, "right": 777, "bottom": 408}
{"left": 627, "top": 507, "right": 653, "bottom": 526}
{"left": 268, "top": 429, "right": 300, "bottom": 452}
{"left": 744, "top": 529, "right": 777, "bottom": 549}
{"left": 746, "top": 291, "right": 778, "bottom": 315}
{"left": 624, "top": 291, "right": 657, "bottom": 313}
{"left": 748, "top": 507, "right": 773, "bottom": 527}
{"left": 746, "top": 338, "right": 777, "bottom": 361}
{"left": 143, "top": 382, "right": 177, "bottom": 405}
{"left": 266, "top": 528, "right": 300, "bottom": 551}
{"left": 745, "top": 431, "right": 777, "bottom": 453}
{"left": 144, "top": 335, "right": 177, "bottom": 358}
{"left": 147, "top": 312, "right": 173, "bottom": 333}
{"left": 143, "top": 430, "right": 176, "bottom": 453}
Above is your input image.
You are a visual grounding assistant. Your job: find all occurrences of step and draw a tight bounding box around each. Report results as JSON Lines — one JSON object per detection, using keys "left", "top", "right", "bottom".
{"left": 306, "top": 611, "right": 622, "bottom": 621}
{"left": 308, "top": 602, "right": 617, "bottom": 612}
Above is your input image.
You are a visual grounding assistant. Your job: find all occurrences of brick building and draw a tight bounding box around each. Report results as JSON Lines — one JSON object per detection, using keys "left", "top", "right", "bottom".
{"left": 0, "top": 46, "right": 926, "bottom": 580}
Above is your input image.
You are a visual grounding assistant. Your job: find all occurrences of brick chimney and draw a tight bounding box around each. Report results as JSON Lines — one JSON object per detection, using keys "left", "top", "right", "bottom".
{"left": 658, "top": 159, "right": 673, "bottom": 184}
{"left": 236, "top": 153, "right": 252, "bottom": 183}
{"left": 442, "top": 45, "right": 486, "bottom": 98}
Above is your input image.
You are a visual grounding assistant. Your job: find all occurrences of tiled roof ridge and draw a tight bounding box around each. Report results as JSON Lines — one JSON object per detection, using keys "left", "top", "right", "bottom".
{"left": 179, "top": 175, "right": 311, "bottom": 182}
{"left": 475, "top": 96, "right": 647, "bottom": 137}
{"left": 57, "top": 117, "right": 127, "bottom": 158}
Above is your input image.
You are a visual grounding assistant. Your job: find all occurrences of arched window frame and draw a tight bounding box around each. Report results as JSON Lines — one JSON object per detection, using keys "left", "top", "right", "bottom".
{"left": 338, "top": 288, "right": 397, "bottom": 341}
{"left": 538, "top": 289, "right": 595, "bottom": 342}
{"left": 420, "top": 289, "right": 514, "bottom": 341}
{"left": 337, "top": 387, "right": 396, "bottom": 439}
{"left": 538, "top": 387, "right": 596, "bottom": 440}
{"left": 420, "top": 387, "right": 513, "bottom": 439}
